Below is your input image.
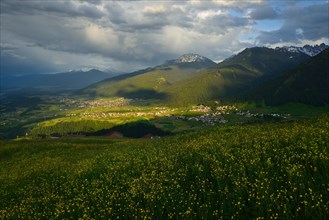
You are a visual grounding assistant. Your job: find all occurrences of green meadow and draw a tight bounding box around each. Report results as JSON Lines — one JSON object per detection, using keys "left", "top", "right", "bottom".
{"left": 1, "top": 116, "right": 328, "bottom": 219}
{"left": 1, "top": 2, "right": 328, "bottom": 219}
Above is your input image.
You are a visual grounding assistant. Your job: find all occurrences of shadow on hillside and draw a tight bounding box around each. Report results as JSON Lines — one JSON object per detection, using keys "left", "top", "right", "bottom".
{"left": 116, "top": 87, "right": 168, "bottom": 100}
{"left": 92, "top": 119, "right": 171, "bottom": 138}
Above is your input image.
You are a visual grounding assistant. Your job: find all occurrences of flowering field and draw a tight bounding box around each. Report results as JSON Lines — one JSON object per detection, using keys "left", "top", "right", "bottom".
{"left": 0, "top": 116, "right": 328, "bottom": 219}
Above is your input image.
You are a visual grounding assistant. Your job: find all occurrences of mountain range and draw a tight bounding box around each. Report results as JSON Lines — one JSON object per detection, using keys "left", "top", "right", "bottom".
{"left": 1, "top": 69, "right": 117, "bottom": 91}
{"left": 2, "top": 44, "right": 328, "bottom": 106}
{"left": 80, "top": 54, "right": 217, "bottom": 102}
{"left": 80, "top": 44, "right": 328, "bottom": 106}
{"left": 274, "top": 43, "right": 328, "bottom": 57}
{"left": 244, "top": 48, "right": 329, "bottom": 105}
{"left": 164, "top": 53, "right": 217, "bottom": 67}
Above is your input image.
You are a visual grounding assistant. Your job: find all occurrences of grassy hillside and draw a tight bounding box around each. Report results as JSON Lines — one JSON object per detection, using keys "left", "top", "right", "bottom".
{"left": 79, "top": 47, "right": 312, "bottom": 107}
{"left": 81, "top": 65, "right": 210, "bottom": 100}
{"left": 218, "top": 47, "right": 310, "bottom": 76}
{"left": 162, "top": 67, "right": 259, "bottom": 106}
{"left": 244, "top": 48, "right": 329, "bottom": 105}
{"left": 82, "top": 67, "right": 260, "bottom": 107}
{"left": 1, "top": 116, "right": 328, "bottom": 219}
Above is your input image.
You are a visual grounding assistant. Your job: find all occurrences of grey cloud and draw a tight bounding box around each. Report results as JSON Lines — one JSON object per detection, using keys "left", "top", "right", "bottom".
{"left": 104, "top": 3, "right": 192, "bottom": 33}
{"left": 103, "top": 1, "right": 248, "bottom": 34}
{"left": 1, "top": 10, "right": 154, "bottom": 66}
{"left": 257, "top": 30, "right": 298, "bottom": 44}
{"left": 2, "top": 0, "right": 327, "bottom": 76}
{"left": 250, "top": 5, "right": 278, "bottom": 20}
{"left": 187, "top": 0, "right": 267, "bottom": 11}
{"left": 0, "top": 0, "right": 256, "bottom": 74}
{"left": 2, "top": 14, "right": 88, "bottom": 52}
{"left": 105, "top": 2, "right": 127, "bottom": 25}
{"left": 1, "top": 47, "right": 59, "bottom": 76}
{"left": 197, "top": 14, "right": 250, "bottom": 35}
{"left": 0, "top": 43, "right": 18, "bottom": 51}
{"left": 257, "top": 3, "right": 329, "bottom": 44}
{"left": 211, "top": 15, "right": 249, "bottom": 28}
{"left": 0, "top": 43, "right": 25, "bottom": 65}
{"left": 104, "top": 4, "right": 166, "bottom": 32}
{"left": 0, "top": 0, "right": 104, "bottom": 19}
{"left": 153, "top": 7, "right": 194, "bottom": 29}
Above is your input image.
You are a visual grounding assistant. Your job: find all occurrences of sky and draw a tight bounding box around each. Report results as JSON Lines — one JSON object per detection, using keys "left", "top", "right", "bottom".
{"left": 1, "top": 0, "right": 328, "bottom": 76}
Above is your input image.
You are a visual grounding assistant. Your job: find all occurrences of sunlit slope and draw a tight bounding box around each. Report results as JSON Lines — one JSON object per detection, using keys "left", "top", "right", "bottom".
{"left": 81, "top": 66, "right": 260, "bottom": 106}
{"left": 244, "top": 48, "right": 329, "bottom": 105}
{"left": 81, "top": 65, "right": 210, "bottom": 99}
{"left": 161, "top": 46, "right": 311, "bottom": 106}
{"left": 80, "top": 48, "right": 312, "bottom": 106}
{"left": 162, "top": 67, "right": 259, "bottom": 106}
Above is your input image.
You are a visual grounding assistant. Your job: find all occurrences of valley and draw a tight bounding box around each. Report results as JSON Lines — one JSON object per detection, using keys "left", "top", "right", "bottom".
{"left": 3, "top": 95, "right": 324, "bottom": 140}
{"left": 1, "top": 45, "right": 328, "bottom": 219}
{"left": 2, "top": 46, "right": 328, "bottom": 140}
{"left": 2, "top": 0, "right": 329, "bottom": 218}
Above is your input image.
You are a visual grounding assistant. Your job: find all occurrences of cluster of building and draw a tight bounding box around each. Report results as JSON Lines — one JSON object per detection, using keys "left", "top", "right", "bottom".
{"left": 62, "top": 100, "right": 288, "bottom": 125}
{"left": 67, "top": 109, "right": 174, "bottom": 119}
{"left": 76, "top": 98, "right": 133, "bottom": 108}
{"left": 189, "top": 105, "right": 211, "bottom": 112}
{"left": 169, "top": 111, "right": 228, "bottom": 126}
{"left": 56, "top": 97, "right": 133, "bottom": 109}
{"left": 187, "top": 113, "right": 228, "bottom": 125}
{"left": 168, "top": 105, "right": 290, "bottom": 125}
{"left": 236, "top": 110, "right": 290, "bottom": 118}
{"left": 216, "top": 105, "right": 238, "bottom": 112}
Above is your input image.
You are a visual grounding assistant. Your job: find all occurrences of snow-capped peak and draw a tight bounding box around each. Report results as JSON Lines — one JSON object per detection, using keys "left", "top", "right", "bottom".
{"left": 275, "top": 43, "right": 328, "bottom": 56}
{"left": 164, "top": 53, "right": 216, "bottom": 67}
{"left": 175, "top": 54, "right": 209, "bottom": 63}
{"left": 300, "top": 43, "right": 329, "bottom": 56}
{"left": 164, "top": 53, "right": 215, "bottom": 66}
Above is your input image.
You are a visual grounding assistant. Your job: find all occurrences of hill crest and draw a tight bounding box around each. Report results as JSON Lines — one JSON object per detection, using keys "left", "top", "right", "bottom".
{"left": 165, "top": 54, "right": 216, "bottom": 66}
{"left": 274, "top": 43, "right": 329, "bottom": 57}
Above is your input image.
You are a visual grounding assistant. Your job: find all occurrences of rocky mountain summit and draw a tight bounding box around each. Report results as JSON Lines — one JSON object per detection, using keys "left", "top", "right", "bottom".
{"left": 164, "top": 53, "right": 216, "bottom": 67}
{"left": 275, "top": 43, "right": 328, "bottom": 56}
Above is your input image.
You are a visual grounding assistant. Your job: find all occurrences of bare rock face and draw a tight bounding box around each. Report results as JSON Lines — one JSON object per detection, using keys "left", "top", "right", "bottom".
{"left": 164, "top": 53, "right": 216, "bottom": 67}
{"left": 275, "top": 43, "right": 329, "bottom": 57}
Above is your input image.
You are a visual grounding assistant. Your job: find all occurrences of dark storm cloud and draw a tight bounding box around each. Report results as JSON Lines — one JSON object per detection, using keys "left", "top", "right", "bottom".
{"left": 0, "top": 44, "right": 60, "bottom": 76}
{"left": 1, "top": 0, "right": 328, "bottom": 75}
{"left": 0, "top": 55, "right": 53, "bottom": 76}
{"left": 249, "top": 5, "right": 278, "bottom": 20}
{"left": 0, "top": 0, "right": 104, "bottom": 19}
{"left": 2, "top": 14, "right": 88, "bottom": 53}
{"left": 103, "top": 3, "right": 167, "bottom": 32}
{"left": 0, "top": 0, "right": 265, "bottom": 73}
{"left": 186, "top": 0, "right": 265, "bottom": 11}
{"left": 104, "top": 2, "right": 127, "bottom": 25}
{"left": 257, "top": 2, "right": 329, "bottom": 44}
{"left": 103, "top": 3, "right": 192, "bottom": 33}
{"left": 200, "top": 14, "right": 250, "bottom": 34}
{"left": 0, "top": 43, "right": 18, "bottom": 51}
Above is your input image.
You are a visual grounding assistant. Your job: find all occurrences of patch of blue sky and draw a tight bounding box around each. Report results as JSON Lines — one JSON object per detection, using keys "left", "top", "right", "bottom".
{"left": 254, "top": 19, "right": 283, "bottom": 32}
{"left": 227, "top": 9, "right": 244, "bottom": 17}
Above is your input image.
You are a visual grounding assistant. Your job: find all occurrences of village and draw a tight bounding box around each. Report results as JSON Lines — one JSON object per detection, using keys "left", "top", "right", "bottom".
{"left": 0, "top": 95, "right": 293, "bottom": 140}
{"left": 60, "top": 98, "right": 290, "bottom": 126}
